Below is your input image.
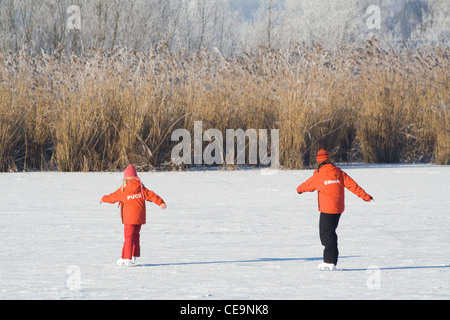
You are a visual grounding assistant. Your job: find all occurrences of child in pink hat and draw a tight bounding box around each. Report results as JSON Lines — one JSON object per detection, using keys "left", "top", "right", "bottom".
{"left": 100, "top": 165, "right": 166, "bottom": 266}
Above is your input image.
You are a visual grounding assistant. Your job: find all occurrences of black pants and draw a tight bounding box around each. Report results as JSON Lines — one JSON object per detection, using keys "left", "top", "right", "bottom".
{"left": 319, "top": 212, "right": 342, "bottom": 265}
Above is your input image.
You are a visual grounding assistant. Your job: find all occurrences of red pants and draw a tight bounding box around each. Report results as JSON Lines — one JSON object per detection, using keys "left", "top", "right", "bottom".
{"left": 122, "top": 224, "right": 141, "bottom": 259}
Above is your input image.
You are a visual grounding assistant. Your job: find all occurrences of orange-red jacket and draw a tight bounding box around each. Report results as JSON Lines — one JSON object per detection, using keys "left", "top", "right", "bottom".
{"left": 296, "top": 164, "right": 372, "bottom": 214}
{"left": 102, "top": 179, "right": 165, "bottom": 225}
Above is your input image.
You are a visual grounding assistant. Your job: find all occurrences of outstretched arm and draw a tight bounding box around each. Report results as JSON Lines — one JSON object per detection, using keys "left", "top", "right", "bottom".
{"left": 100, "top": 188, "right": 121, "bottom": 204}
{"left": 342, "top": 172, "right": 373, "bottom": 202}
{"left": 144, "top": 188, "right": 166, "bottom": 208}
{"left": 296, "top": 174, "right": 317, "bottom": 194}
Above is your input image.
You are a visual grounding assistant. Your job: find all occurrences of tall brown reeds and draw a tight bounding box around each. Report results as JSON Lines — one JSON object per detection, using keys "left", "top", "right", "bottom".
{"left": 0, "top": 41, "right": 448, "bottom": 172}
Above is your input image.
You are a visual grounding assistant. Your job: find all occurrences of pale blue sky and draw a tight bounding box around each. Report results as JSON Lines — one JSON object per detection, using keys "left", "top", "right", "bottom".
{"left": 229, "top": 0, "right": 260, "bottom": 19}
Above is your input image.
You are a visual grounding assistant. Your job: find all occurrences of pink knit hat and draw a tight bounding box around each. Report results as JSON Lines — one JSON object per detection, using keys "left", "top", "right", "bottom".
{"left": 124, "top": 165, "right": 138, "bottom": 179}
{"left": 123, "top": 165, "right": 145, "bottom": 201}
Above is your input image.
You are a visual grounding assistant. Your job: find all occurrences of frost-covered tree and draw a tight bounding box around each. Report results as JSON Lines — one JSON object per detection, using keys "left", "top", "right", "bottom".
{"left": 289, "top": 0, "right": 362, "bottom": 48}
{"left": 418, "top": 0, "right": 449, "bottom": 45}
{"left": 0, "top": 0, "right": 447, "bottom": 55}
{"left": 252, "top": 0, "right": 290, "bottom": 49}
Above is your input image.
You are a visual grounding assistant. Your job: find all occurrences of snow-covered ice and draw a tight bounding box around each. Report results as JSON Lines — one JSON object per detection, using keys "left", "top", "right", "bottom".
{"left": 1, "top": 164, "right": 449, "bottom": 300}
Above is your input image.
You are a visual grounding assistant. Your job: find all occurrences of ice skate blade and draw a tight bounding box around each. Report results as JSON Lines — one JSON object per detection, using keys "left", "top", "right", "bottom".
{"left": 318, "top": 262, "right": 337, "bottom": 271}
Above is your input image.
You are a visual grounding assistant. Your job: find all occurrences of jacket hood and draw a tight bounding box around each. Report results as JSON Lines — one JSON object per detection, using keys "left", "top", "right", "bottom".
{"left": 317, "top": 164, "right": 341, "bottom": 179}
{"left": 125, "top": 179, "right": 144, "bottom": 193}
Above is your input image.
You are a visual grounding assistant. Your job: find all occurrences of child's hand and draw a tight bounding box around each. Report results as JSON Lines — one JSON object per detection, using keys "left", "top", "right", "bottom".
{"left": 160, "top": 203, "right": 167, "bottom": 209}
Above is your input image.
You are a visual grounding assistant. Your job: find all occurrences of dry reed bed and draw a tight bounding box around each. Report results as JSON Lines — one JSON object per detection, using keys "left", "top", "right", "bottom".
{"left": 0, "top": 41, "right": 448, "bottom": 172}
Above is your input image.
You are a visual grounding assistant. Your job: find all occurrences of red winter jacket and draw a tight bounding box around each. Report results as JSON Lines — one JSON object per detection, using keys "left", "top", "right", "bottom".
{"left": 101, "top": 179, "right": 165, "bottom": 225}
{"left": 296, "top": 164, "right": 372, "bottom": 214}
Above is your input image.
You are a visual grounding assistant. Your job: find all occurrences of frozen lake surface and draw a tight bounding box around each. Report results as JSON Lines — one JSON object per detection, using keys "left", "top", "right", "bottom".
{"left": 1, "top": 164, "right": 449, "bottom": 299}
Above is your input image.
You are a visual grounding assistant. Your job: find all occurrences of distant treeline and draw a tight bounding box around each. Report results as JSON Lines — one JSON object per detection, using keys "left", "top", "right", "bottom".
{"left": 1, "top": 0, "right": 448, "bottom": 56}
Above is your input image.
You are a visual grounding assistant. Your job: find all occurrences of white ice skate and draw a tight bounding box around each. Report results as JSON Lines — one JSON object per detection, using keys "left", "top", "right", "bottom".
{"left": 116, "top": 258, "right": 133, "bottom": 266}
{"left": 318, "top": 262, "right": 336, "bottom": 271}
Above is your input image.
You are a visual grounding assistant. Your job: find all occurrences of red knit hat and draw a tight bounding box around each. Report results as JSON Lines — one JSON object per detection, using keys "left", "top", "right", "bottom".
{"left": 316, "top": 149, "right": 330, "bottom": 163}
{"left": 124, "top": 164, "right": 138, "bottom": 179}
{"left": 123, "top": 165, "right": 145, "bottom": 201}
{"left": 119, "top": 164, "right": 145, "bottom": 208}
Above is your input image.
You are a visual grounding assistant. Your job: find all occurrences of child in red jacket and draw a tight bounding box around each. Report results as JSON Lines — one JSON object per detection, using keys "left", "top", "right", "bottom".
{"left": 297, "top": 150, "right": 373, "bottom": 270}
{"left": 100, "top": 165, "right": 166, "bottom": 266}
